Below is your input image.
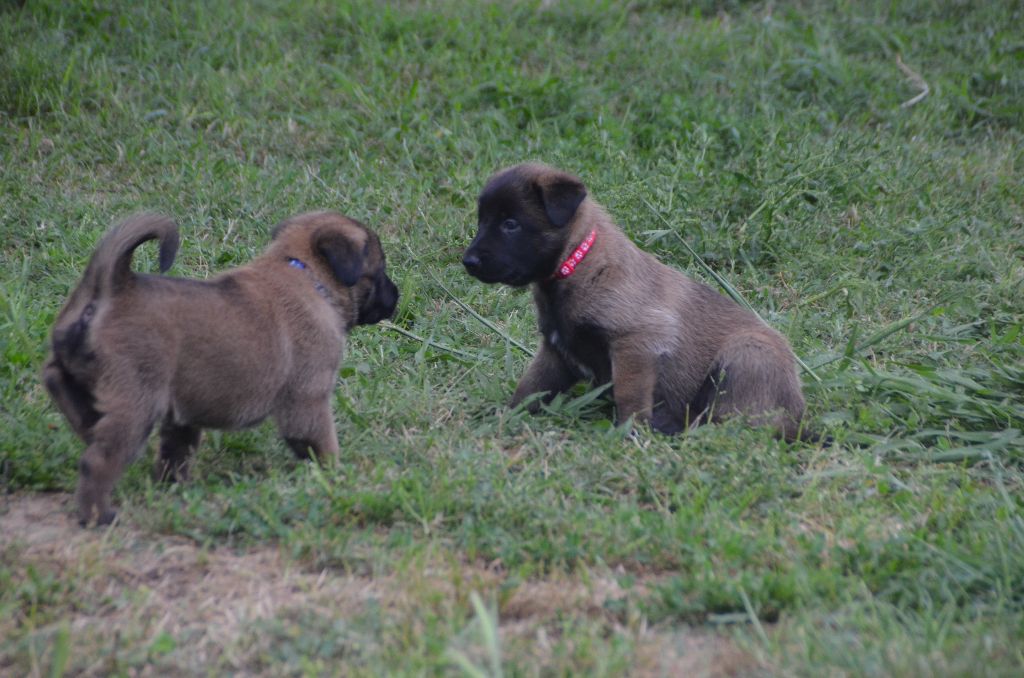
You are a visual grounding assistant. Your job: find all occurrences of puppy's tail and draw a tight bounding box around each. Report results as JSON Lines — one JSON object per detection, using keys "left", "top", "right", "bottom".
{"left": 82, "top": 213, "right": 179, "bottom": 297}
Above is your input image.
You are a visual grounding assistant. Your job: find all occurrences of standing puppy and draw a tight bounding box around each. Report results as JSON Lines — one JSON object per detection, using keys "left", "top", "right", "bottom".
{"left": 462, "top": 163, "right": 806, "bottom": 439}
{"left": 44, "top": 211, "right": 399, "bottom": 525}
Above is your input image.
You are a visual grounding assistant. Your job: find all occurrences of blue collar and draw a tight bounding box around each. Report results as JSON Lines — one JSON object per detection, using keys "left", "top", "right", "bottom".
{"left": 288, "top": 258, "right": 328, "bottom": 297}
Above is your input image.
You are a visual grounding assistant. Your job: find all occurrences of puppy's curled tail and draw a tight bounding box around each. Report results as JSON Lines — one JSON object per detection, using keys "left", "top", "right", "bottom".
{"left": 82, "top": 213, "right": 179, "bottom": 297}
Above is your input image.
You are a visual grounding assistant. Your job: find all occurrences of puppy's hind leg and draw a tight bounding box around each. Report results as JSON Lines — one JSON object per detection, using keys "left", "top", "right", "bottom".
{"left": 154, "top": 415, "right": 202, "bottom": 483}
{"left": 706, "top": 330, "right": 806, "bottom": 440}
{"left": 42, "top": 357, "right": 100, "bottom": 442}
{"left": 76, "top": 407, "right": 159, "bottom": 526}
{"left": 277, "top": 400, "right": 340, "bottom": 466}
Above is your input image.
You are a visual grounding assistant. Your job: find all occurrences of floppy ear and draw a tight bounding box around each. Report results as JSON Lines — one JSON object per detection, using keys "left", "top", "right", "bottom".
{"left": 315, "top": 230, "right": 365, "bottom": 287}
{"left": 535, "top": 174, "right": 587, "bottom": 228}
{"left": 270, "top": 220, "right": 290, "bottom": 240}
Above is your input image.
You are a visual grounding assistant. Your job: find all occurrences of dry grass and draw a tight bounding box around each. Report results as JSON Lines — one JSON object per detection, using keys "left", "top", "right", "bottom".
{"left": 2, "top": 493, "right": 384, "bottom": 674}
{"left": 1, "top": 493, "right": 753, "bottom": 676}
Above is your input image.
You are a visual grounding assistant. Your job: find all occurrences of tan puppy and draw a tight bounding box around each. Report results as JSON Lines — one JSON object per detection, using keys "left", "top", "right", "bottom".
{"left": 462, "top": 163, "right": 806, "bottom": 439}
{"left": 43, "top": 211, "right": 399, "bottom": 525}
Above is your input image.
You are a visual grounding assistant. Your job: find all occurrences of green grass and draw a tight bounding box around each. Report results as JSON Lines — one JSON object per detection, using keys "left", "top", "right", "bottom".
{"left": 2, "top": 0, "right": 1023, "bottom": 674}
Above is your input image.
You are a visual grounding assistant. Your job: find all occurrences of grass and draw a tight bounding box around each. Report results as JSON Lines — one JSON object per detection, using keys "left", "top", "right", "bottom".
{"left": 1, "top": 0, "right": 1023, "bottom": 674}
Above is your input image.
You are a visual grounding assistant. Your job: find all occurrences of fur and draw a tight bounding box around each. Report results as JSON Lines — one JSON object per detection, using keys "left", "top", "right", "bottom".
{"left": 43, "top": 211, "right": 398, "bottom": 525}
{"left": 463, "top": 163, "right": 806, "bottom": 439}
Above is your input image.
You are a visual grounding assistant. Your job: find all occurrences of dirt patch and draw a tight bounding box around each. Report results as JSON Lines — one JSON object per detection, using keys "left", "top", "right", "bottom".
{"left": 1, "top": 493, "right": 755, "bottom": 676}
{"left": 1, "top": 493, "right": 388, "bottom": 674}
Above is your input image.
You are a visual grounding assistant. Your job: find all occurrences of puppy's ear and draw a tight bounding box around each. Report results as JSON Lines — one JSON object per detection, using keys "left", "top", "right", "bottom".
{"left": 535, "top": 173, "right": 587, "bottom": 228}
{"left": 270, "top": 220, "right": 290, "bottom": 240}
{"left": 315, "top": 230, "right": 365, "bottom": 286}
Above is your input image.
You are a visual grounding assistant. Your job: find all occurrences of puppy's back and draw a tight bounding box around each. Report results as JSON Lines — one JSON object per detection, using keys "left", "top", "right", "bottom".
{"left": 51, "top": 215, "right": 179, "bottom": 373}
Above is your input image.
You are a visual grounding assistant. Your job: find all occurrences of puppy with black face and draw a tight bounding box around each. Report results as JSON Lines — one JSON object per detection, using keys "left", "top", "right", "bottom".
{"left": 463, "top": 163, "right": 806, "bottom": 439}
{"left": 43, "top": 211, "right": 399, "bottom": 526}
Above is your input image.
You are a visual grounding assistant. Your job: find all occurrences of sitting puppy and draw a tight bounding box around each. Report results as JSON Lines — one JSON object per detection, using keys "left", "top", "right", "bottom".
{"left": 463, "top": 163, "right": 806, "bottom": 439}
{"left": 44, "top": 211, "right": 399, "bottom": 525}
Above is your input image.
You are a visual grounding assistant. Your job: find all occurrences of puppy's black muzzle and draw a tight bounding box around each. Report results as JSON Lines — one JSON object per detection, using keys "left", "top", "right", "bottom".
{"left": 462, "top": 252, "right": 483, "bottom": 276}
{"left": 462, "top": 251, "right": 506, "bottom": 284}
{"left": 358, "top": 273, "right": 399, "bottom": 325}
{"left": 462, "top": 243, "right": 511, "bottom": 284}
{"left": 462, "top": 230, "right": 485, "bottom": 278}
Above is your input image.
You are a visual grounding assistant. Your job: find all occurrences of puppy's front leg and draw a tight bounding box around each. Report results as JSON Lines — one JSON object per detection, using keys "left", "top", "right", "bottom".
{"left": 155, "top": 417, "right": 201, "bottom": 483}
{"left": 278, "top": 402, "right": 339, "bottom": 465}
{"left": 307, "top": 416, "right": 340, "bottom": 465}
{"left": 511, "top": 341, "right": 578, "bottom": 412}
{"left": 610, "top": 339, "right": 656, "bottom": 427}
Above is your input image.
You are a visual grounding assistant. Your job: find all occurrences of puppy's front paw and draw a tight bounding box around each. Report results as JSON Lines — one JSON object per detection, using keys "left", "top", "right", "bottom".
{"left": 76, "top": 495, "right": 117, "bottom": 527}
{"left": 77, "top": 510, "right": 117, "bottom": 528}
{"left": 75, "top": 489, "right": 94, "bottom": 527}
{"left": 76, "top": 478, "right": 117, "bottom": 528}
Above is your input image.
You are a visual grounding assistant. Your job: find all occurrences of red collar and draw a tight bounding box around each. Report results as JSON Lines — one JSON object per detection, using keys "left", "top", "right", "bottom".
{"left": 552, "top": 229, "right": 597, "bottom": 280}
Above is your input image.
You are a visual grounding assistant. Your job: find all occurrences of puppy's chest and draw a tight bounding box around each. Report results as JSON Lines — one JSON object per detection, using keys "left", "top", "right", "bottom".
{"left": 537, "top": 299, "right": 611, "bottom": 383}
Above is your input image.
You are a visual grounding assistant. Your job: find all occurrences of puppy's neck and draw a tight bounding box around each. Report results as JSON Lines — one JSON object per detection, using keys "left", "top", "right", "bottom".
{"left": 287, "top": 257, "right": 329, "bottom": 298}
{"left": 549, "top": 228, "right": 596, "bottom": 280}
{"left": 544, "top": 201, "right": 615, "bottom": 283}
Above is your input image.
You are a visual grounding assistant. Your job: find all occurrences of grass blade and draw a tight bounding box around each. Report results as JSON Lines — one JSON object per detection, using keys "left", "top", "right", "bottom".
{"left": 642, "top": 198, "right": 821, "bottom": 382}
{"left": 430, "top": 272, "right": 535, "bottom": 357}
{"left": 379, "top": 320, "right": 477, "bottom": 361}
{"left": 810, "top": 308, "right": 939, "bottom": 369}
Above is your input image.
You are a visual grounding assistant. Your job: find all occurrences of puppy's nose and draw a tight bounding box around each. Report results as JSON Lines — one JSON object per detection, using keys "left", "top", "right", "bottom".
{"left": 462, "top": 252, "right": 482, "bottom": 273}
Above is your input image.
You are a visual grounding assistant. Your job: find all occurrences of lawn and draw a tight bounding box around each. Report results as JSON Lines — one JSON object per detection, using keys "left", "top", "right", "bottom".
{"left": 1, "top": 0, "right": 1022, "bottom": 675}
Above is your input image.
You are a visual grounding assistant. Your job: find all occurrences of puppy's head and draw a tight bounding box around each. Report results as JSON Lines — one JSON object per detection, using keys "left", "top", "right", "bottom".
{"left": 463, "top": 163, "right": 587, "bottom": 286}
{"left": 271, "top": 211, "right": 399, "bottom": 325}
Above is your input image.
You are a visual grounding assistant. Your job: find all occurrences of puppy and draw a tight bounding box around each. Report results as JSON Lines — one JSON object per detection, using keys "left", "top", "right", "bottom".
{"left": 43, "top": 211, "right": 399, "bottom": 525}
{"left": 463, "top": 163, "right": 806, "bottom": 439}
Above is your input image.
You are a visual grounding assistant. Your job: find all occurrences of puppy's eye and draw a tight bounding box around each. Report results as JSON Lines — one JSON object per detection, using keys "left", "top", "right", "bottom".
{"left": 500, "top": 218, "right": 520, "bottom": 233}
